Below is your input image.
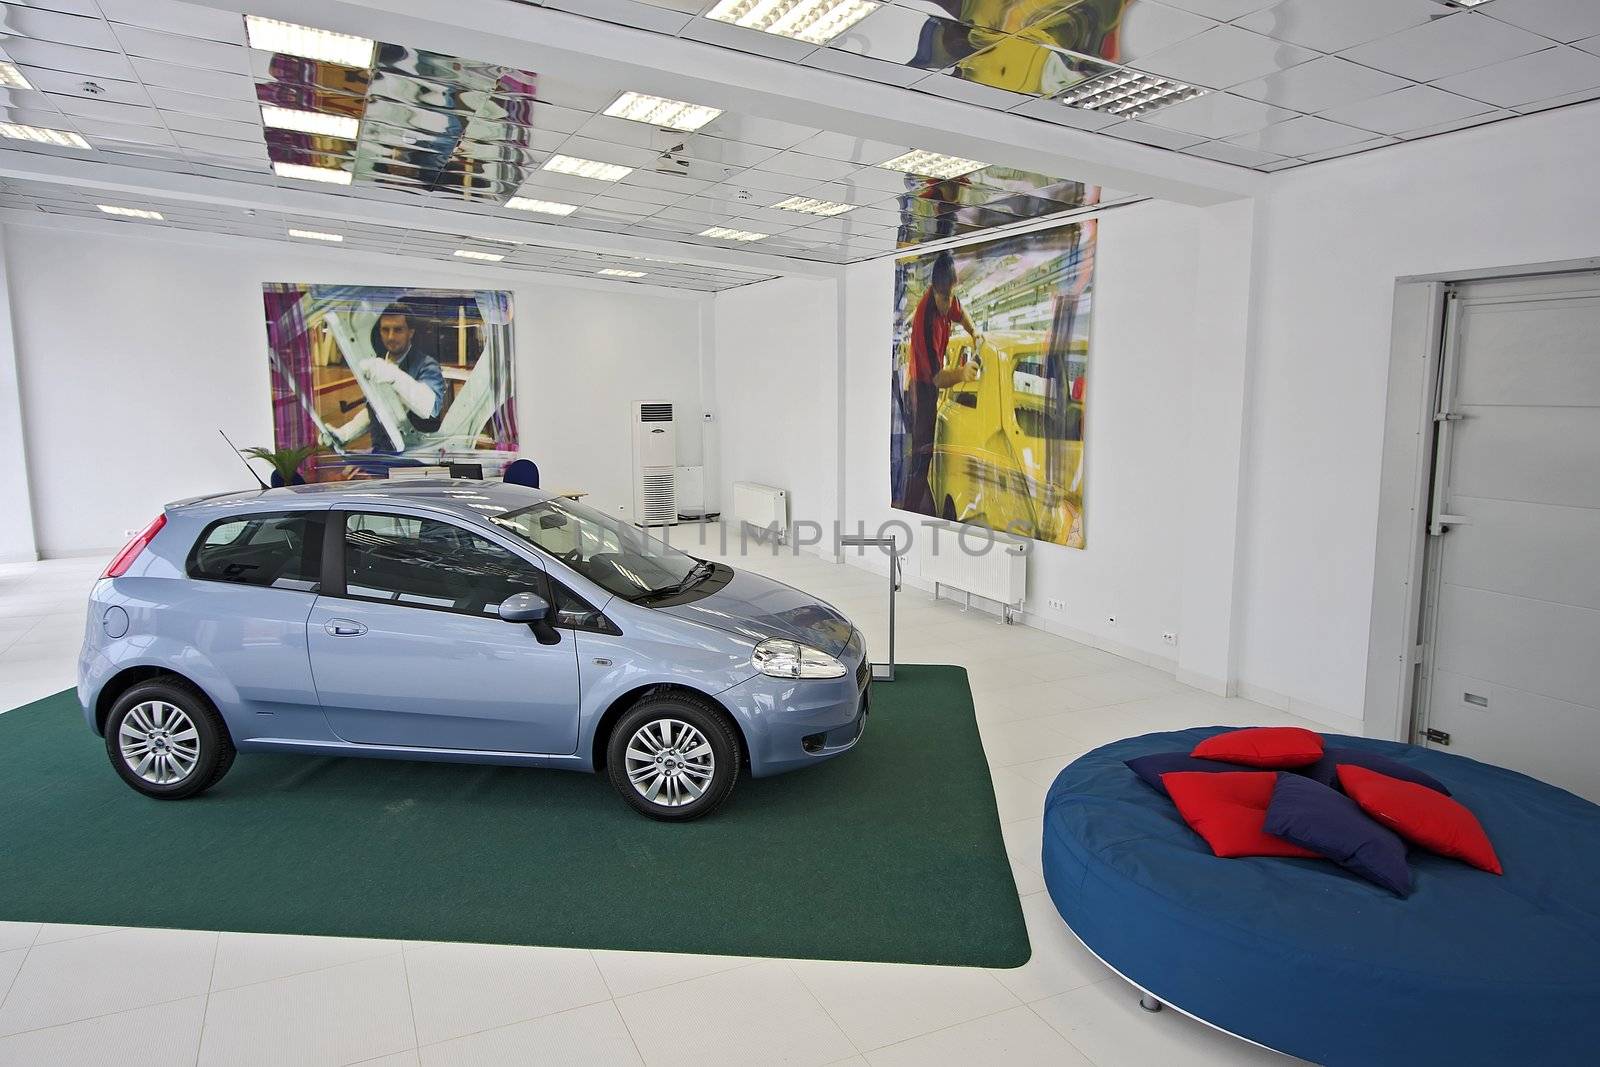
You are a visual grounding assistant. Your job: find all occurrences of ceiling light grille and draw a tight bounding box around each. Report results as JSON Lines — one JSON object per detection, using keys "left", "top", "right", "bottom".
{"left": 878, "top": 150, "right": 988, "bottom": 180}
{"left": 700, "top": 226, "right": 769, "bottom": 242}
{"left": 706, "top": 0, "right": 880, "bottom": 45}
{"left": 773, "top": 196, "right": 855, "bottom": 217}
{"left": 505, "top": 197, "right": 579, "bottom": 216}
{"left": 542, "top": 155, "right": 633, "bottom": 181}
{"left": 1056, "top": 70, "right": 1207, "bottom": 118}
{"left": 605, "top": 92, "right": 722, "bottom": 132}
{"left": 0, "top": 122, "right": 90, "bottom": 149}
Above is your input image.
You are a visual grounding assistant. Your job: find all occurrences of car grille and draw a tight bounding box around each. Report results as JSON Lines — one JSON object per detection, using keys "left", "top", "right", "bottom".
{"left": 855, "top": 650, "right": 871, "bottom": 692}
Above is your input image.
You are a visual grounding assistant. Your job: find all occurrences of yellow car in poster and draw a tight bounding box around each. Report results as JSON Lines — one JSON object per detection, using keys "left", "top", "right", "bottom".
{"left": 929, "top": 330, "right": 1085, "bottom": 548}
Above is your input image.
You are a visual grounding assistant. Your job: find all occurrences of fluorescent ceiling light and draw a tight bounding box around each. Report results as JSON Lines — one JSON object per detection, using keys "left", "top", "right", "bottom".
{"left": 505, "top": 196, "right": 579, "bottom": 216}
{"left": 878, "top": 149, "right": 987, "bottom": 179}
{"left": 273, "top": 161, "right": 353, "bottom": 185}
{"left": 699, "top": 226, "right": 768, "bottom": 242}
{"left": 0, "top": 62, "right": 33, "bottom": 91}
{"left": 454, "top": 249, "right": 505, "bottom": 261}
{"left": 1056, "top": 69, "right": 1207, "bottom": 118}
{"left": 97, "top": 204, "right": 163, "bottom": 220}
{"left": 0, "top": 122, "right": 90, "bottom": 150}
{"left": 542, "top": 155, "right": 632, "bottom": 181}
{"left": 604, "top": 92, "right": 722, "bottom": 132}
{"left": 597, "top": 268, "right": 648, "bottom": 278}
{"left": 289, "top": 228, "right": 343, "bottom": 241}
{"left": 773, "top": 195, "right": 855, "bottom": 217}
{"left": 244, "top": 16, "right": 375, "bottom": 68}
{"left": 706, "top": 0, "right": 879, "bottom": 45}
{"left": 261, "top": 105, "right": 360, "bottom": 140}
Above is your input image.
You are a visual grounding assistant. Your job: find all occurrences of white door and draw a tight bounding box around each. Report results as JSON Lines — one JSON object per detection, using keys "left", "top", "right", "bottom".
{"left": 1417, "top": 271, "right": 1600, "bottom": 801}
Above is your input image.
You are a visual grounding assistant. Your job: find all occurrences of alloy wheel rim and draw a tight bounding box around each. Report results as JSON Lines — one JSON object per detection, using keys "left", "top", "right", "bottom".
{"left": 119, "top": 700, "right": 201, "bottom": 785}
{"left": 624, "top": 718, "right": 715, "bottom": 807}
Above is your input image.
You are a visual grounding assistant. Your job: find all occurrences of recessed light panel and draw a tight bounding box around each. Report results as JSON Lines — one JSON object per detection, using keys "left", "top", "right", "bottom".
{"left": 773, "top": 196, "right": 855, "bottom": 217}
{"left": 97, "top": 205, "right": 163, "bottom": 220}
{"left": 700, "top": 226, "right": 769, "bottom": 242}
{"left": 878, "top": 150, "right": 988, "bottom": 179}
{"left": 706, "top": 0, "right": 880, "bottom": 45}
{"left": 1056, "top": 70, "right": 1207, "bottom": 118}
{"left": 597, "top": 268, "right": 648, "bottom": 278}
{"left": 289, "top": 229, "right": 343, "bottom": 241}
{"left": 542, "top": 155, "right": 633, "bottom": 182}
{"left": 505, "top": 197, "right": 580, "bottom": 216}
{"left": 454, "top": 249, "right": 505, "bottom": 261}
{"left": 0, "top": 62, "right": 32, "bottom": 91}
{"left": 244, "top": 16, "right": 376, "bottom": 68}
{"left": 0, "top": 122, "right": 90, "bottom": 150}
{"left": 604, "top": 92, "right": 722, "bottom": 132}
{"left": 272, "top": 161, "right": 353, "bottom": 185}
{"left": 261, "top": 105, "right": 360, "bottom": 140}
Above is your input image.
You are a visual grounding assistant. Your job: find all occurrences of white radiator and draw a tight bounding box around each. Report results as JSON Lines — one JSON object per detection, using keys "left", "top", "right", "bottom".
{"left": 731, "top": 481, "right": 787, "bottom": 541}
{"left": 917, "top": 524, "right": 1028, "bottom": 621}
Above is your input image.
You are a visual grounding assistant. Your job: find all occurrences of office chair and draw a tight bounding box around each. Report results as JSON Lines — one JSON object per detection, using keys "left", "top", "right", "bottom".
{"left": 503, "top": 459, "right": 540, "bottom": 488}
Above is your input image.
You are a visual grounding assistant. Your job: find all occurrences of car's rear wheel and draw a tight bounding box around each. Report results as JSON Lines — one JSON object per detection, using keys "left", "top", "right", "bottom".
{"left": 105, "top": 678, "right": 235, "bottom": 800}
{"left": 606, "top": 693, "right": 739, "bottom": 821}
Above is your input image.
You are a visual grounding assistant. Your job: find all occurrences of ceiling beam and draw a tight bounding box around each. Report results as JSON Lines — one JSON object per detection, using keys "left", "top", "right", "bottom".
{"left": 197, "top": 0, "right": 1261, "bottom": 207}
{"left": 0, "top": 149, "right": 840, "bottom": 279}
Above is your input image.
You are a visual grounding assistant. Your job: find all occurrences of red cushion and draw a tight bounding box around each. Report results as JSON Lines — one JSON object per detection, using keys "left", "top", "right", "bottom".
{"left": 1161, "top": 771, "right": 1322, "bottom": 859}
{"left": 1338, "top": 765, "right": 1502, "bottom": 874}
{"left": 1190, "top": 727, "right": 1324, "bottom": 768}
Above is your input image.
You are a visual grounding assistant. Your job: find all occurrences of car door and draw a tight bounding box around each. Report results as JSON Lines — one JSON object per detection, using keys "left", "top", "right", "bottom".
{"left": 306, "top": 509, "right": 581, "bottom": 754}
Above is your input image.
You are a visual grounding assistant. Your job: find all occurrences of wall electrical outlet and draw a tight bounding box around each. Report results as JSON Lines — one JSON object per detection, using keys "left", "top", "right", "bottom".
{"left": 1046, "top": 597, "right": 1066, "bottom": 612}
{"left": 1162, "top": 631, "right": 1177, "bottom": 645}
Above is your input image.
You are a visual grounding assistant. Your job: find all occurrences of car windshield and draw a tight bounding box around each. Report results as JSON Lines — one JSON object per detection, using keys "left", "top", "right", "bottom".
{"left": 491, "top": 498, "right": 703, "bottom": 601}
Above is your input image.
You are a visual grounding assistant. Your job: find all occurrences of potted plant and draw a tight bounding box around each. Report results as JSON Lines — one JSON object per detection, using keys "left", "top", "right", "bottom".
{"left": 239, "top": 444, "right": 318, "bottom": 487}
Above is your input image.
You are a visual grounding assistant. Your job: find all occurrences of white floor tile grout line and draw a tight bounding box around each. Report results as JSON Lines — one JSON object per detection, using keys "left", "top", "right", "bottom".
{"left": 192, "top": 932, "right": 221, "bottom": 1067}
{"left": 397, "top": 940, "right": 422, "bottom": 1056}
{"left": 782, "top": 959, "right": 865, "bottom": 1059}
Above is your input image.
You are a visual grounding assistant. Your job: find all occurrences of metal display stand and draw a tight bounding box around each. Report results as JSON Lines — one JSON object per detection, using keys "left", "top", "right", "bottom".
{"left": 838, "top": 533, "right": 901, "bottom": 682}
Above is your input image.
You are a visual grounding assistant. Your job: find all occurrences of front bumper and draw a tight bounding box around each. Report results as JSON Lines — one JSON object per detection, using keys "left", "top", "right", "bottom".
{"left": 721, "top": 633, "right": 871, "bottom": 777}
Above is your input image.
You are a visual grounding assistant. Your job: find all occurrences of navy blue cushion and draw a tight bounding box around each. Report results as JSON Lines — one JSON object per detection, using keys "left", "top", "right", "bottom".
{"left": 1125, "top": 751, "right": 1253, "bottom": 796}
{"left": 1264, "top": 772, "right": 1412, "bottom": 897}
{"left": 503, "top": 459, "right": 540, "bottom": 488}
{"left": 1299, "top": 747, "right": 1451, "bottom": 796}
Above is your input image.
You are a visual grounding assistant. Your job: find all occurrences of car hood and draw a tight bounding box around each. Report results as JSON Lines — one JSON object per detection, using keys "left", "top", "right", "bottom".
{"left": 655, "top": 566, "right": 854, "bottom": 657}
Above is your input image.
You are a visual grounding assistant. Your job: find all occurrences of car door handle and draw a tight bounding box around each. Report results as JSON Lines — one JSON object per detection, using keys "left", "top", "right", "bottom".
{"left": 324, "top": 619, "right": 368, "bottom": 637}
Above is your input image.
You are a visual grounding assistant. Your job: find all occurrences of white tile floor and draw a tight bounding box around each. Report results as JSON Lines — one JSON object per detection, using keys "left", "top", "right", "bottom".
{"left": 0, "top": 530, "right": 1317, "bottom": 1066}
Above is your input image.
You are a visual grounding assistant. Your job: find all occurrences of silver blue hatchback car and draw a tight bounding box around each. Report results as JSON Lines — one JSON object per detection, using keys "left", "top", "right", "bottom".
{"left": 78, "top": 481, "right": 869, "bottom": 820}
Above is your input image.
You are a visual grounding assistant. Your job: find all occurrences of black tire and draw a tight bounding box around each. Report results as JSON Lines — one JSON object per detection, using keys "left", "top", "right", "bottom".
{"left": 605, "top": 692, "right": 740, "bottom": 821}
{"left": 104, "top": 677, "right": 235, "bottom": 800}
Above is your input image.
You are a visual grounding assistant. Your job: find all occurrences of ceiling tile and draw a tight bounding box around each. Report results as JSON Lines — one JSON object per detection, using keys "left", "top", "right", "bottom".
{"left": 801, "top": 45, "right": 927, "bottom": 87}
{"left": 790, "top": 130, "right": 907, "bottom": 165}
{"left": 1232, "top": 55, "right": 1408, "bottom": 112}
{"left": 1008, "top": 95, "right": 1123, "bottom": 130}
{"left": 129, "top": 56, "right": 252, "bottom": 99}
{"left": 1225, "top": 114, "right": 1372, "bottom": 155}
{"left": 1140, "top": 91, "right": 1296, "bottom": 137}
{"left": 1400, "top": 107, "right": 1516, "bottom": 138}
{"left": 1485, "top": 0, "right": 1600, "bottom": 44}
{"left": 696, "top": 112, "right": 818, "bottom": 150}
{"left": 540, "top": 0, "right": 695, "bottom": 34}
{"left": 1026, "top": 0, "right": 1214, "bottom": 62}
{"left": 1099, "top": 119, "right": 1205, "bottom": 151}
{"left": 1235, "top": 0, "right": 1442, "bottom": 54}
{"left": 679, "top": 16, "right": 818, "bottom": 62}
{"left": 1154, "top": 0, "right": 1279, "bottom": 19}
{"left": 0, "top": 37, "right": 139, "bottom": 80}
{"left": 916, "top": 70, "right": 1035, "bottom": 109}
{"left": 1340, "top": 12, "right": 1551, "bottom": 82}
{"left": 1183, "top": 138, "right": 1287, "bottom": 168}
{"left": 829, "top": 6, "right": 998, "bottom": 69}
{"left": 113, "top": 25, "right": 249, "bottom": 73}
{"left": 1130, "top": 24, "right": 1318, "bottom": 89}
{"left": 1319, "top": 83, "right": 1498, "bottom": 136}
{"left": 0, "top": 3, "right": 121, "bottom": 50}
{"left": 1297, "top": 135, "right": 1396, "bottom": 163}
{"left": 97, "top": 0, "right": 246, "bottom": 44}
{"left": 1511, "top": 87, "right": 1600, "bottom": 114}
{"left": 751, "top": 149, "right": 860, "bottom": 181}
{"left": 1434, "top": 45, "right": 1600, "bottom": 109}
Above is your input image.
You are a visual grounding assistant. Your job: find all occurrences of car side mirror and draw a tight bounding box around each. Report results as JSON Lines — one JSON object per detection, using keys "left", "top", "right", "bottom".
{"left": 499, "top": 591, "right": 551, "bottom": 624}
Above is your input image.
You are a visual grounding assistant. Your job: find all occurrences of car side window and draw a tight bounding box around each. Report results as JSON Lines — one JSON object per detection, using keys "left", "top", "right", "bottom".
{"left": 342, "top": 512, "right": 547, "bottom": 617}
{"left": 189, "top": 512, "right": 325, "bottom": 592}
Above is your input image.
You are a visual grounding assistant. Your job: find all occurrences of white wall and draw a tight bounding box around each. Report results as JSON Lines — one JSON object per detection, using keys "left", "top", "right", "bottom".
{"left": 1235, "top": 101, "right": 1600, "bottom": 729}
{"left": 834, "top": 200, "right": 1250, "bottom": 669}
{"left": 2, "top": 222, "right": 707, "bottom": 556}
{"left": 0, "top": 227, "right": 37, "bottom": 562}
{"left": 712, "top": 274, "right": 841, "bottom": 539}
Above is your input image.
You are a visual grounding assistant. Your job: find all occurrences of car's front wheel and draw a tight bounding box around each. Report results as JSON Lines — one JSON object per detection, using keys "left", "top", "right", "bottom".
{"left": 606, "top": 693, "right": 740, "bottom": 821}
{"left": 105, "top": 678, "right": 235, "bottom": 800}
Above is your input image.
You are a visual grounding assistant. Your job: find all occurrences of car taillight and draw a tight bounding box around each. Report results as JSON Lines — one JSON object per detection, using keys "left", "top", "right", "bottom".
{"left": 102, "top": 513, "right": 167, "bottom": 579}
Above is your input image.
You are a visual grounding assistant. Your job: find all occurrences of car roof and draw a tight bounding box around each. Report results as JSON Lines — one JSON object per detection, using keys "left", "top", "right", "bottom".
{"left": 168, "top": 479, "right": 554, "bottom": 522}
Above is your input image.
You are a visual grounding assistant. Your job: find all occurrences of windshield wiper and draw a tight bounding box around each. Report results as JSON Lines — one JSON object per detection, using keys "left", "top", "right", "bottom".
{"left": 642, "top": 560, "right": 713, "bottom": 602}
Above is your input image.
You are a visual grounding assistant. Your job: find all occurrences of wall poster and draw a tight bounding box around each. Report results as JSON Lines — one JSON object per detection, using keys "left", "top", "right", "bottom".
{"left": 263, "top": 283, "right": 517, "bottom": 481}
{"left": 890, "top": 222, "right": 1095, "bottom": 549}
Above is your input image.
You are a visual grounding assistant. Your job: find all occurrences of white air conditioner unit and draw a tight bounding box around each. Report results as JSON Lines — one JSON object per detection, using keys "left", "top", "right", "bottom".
{"left": 631, "top": 400, "right": 677, "bottom": 526}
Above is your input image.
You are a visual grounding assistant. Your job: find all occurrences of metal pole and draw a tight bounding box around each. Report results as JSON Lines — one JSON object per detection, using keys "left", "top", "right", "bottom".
{"left": 839, "top": 533, "right": 900, "bottom": 682}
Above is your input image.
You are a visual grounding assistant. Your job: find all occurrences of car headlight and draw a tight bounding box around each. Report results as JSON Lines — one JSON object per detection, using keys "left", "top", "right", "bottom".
{"left": 752, "top": 638, "right": 847, "bottom": 679}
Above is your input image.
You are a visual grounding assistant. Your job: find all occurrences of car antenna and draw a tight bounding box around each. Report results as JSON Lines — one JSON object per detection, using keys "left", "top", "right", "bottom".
{"left": 219, "top": 429, "right": 269, "bottom": 491}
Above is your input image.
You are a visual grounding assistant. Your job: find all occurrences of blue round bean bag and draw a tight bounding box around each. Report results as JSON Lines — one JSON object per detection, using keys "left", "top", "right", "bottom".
{"left": 1042, "top": 727, "right": 1600, "bottom": 1066}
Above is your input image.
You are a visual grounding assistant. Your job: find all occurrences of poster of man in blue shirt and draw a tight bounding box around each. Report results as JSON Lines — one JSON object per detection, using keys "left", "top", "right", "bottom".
{"left": 262, "top": 283, "right": 519, "bottom": 481}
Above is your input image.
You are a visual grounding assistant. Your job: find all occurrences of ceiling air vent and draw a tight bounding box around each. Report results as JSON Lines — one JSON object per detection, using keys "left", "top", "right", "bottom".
{"left": 1056, "top": 70, "right": 1208, "bottom": 120}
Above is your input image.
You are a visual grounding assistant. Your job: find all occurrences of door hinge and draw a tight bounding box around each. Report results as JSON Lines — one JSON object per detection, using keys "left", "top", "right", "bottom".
{"left": 1423, "top": 728, "right": 1451, "bottom": 746}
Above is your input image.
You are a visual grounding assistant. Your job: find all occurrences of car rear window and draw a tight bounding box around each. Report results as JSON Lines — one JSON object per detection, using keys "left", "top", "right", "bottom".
{"left": 188, "top": 512, "right": 325, "bottom": 591}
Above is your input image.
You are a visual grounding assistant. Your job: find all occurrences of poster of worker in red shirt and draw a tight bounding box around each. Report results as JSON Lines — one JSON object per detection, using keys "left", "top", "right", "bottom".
{"left": 891, "top": 222, "right": 1095, "bottom": 549}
